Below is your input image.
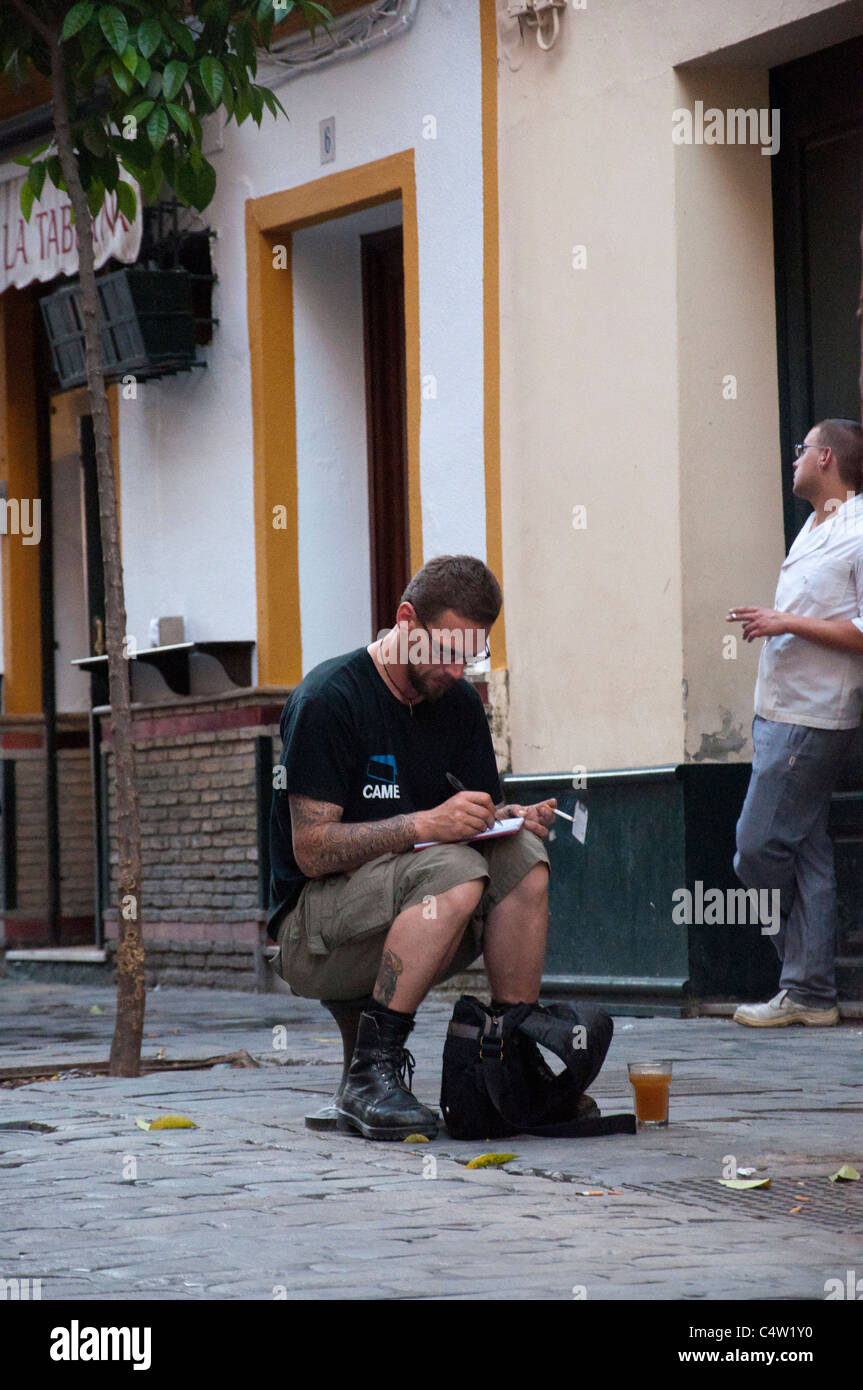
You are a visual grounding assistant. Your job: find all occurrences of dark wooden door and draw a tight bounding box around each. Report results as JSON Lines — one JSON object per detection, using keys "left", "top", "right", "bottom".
{"left": 361, "top": 225, "right": 409, "bottom": 637}
{"left": 771, "top": 36, "right": 863, "bottom": 547}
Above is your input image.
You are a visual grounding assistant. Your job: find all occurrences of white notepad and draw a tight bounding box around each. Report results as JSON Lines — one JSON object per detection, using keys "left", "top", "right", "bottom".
{"left": 413, "top": 816, "right": 524, "bottom": 851}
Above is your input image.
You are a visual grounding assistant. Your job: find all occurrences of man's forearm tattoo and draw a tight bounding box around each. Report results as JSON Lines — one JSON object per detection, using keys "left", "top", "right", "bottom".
{"left": 318, "top": 817, "right": 417, "bottom": 875}
{"left": 290, "top": 795, "right": 418, "bottom": 876}
{"left": 374, "top": 948, "right": 404, "bottom": 1006}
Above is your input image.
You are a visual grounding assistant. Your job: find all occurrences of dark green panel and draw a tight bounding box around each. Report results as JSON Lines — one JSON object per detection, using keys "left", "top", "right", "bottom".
{"left": 680, "top": 763, "right": 779, "bottom": 998}
{"left": 503, "top": 772, "right": 689, "bottom": 992}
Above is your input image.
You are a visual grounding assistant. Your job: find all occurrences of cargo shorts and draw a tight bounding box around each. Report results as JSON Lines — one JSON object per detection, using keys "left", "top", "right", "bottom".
{"left": 272, "top": 829, "right": 550, "bottom": 1001}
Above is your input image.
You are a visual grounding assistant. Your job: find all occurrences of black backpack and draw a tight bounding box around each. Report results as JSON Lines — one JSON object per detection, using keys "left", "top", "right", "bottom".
{"left": 440, "top": 995, "right": 636, "bottom": 1139}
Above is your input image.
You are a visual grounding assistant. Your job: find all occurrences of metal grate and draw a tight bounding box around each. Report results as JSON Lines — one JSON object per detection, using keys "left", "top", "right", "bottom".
{"left": 625, "top": 1175, "right": 863, "bottom": 1233}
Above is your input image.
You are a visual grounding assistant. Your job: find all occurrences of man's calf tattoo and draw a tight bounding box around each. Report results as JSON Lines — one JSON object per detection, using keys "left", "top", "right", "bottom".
{"left": 374, "top": 948, "right": 404, "bottom": 1006}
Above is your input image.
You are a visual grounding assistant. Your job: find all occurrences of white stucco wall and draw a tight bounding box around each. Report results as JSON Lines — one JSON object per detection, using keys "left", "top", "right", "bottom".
{"left": 117, "top": 0, "right": 486, "bottom": 665}
{"left": 497, "top": 0, "right": 855, "bottom": 773}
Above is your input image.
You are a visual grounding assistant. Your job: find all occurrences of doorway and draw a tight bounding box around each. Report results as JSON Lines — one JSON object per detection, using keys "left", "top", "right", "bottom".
{"left": 771, "top": 35, "right": 863, "bottom": 547}
{"left": 361, "top": 225, "right": 409, "bottom": 638}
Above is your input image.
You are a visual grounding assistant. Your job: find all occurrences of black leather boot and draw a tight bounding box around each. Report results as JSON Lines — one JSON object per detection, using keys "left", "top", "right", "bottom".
{"left": 336, "top": 1009, "right": 439, "bottom": 1141}
{"left": 304, "top": 996, "right": 371, "bottom": 1131}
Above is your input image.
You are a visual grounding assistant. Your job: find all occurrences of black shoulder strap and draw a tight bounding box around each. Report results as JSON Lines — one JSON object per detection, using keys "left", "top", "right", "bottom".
{"left": 479, "top": 1029, "right": 636, "bottom": 1138}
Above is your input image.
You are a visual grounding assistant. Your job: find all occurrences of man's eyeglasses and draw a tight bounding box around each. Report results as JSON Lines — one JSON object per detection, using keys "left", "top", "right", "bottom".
{"left": 794, "top": 442, "right": 825, "bottom": 459}
{"left": 415, "top": 619, "right": 490, "bottom": 668}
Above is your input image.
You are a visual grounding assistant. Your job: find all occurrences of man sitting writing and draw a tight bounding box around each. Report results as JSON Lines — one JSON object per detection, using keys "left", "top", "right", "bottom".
{"left": 268, "top": 554, "right": 556, "bottom": 1140}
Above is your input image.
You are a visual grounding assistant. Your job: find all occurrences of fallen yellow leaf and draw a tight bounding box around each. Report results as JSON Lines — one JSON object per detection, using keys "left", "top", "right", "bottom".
{"left": 403, "top": 1134, "right": 430, "bottom": 1143}
{"left": 138, "top": 1114, "right": 197, "bottom": 1131}
{"left": 465, "top": 1152, "right": 518, "bottom": 1168}
{"left": 718, "top": 1177, "right": 770, "bottom": 1190}
{"left": 789, "top": 1205, "right": 803, "bottom": 1214}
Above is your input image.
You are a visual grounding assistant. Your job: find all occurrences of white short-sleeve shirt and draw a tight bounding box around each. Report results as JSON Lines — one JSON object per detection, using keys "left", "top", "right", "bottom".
{"left": 754, "top": 490, "right": 863, "bottom": 729}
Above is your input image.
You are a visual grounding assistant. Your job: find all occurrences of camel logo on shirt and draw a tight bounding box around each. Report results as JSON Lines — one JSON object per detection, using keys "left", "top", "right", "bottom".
{"left": 363, "top": 754, "right": 400, "bottom": 799}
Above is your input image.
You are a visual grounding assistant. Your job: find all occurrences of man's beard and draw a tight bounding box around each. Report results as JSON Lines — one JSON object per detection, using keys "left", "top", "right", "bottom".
{"left": 409, "top": 666, "right": 457, "bottom": 702}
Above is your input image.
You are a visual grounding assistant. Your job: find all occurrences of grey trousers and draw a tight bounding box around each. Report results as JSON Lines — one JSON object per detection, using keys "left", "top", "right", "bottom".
{"left": 734, "top": 714, "right": 856, "bottom": 1007}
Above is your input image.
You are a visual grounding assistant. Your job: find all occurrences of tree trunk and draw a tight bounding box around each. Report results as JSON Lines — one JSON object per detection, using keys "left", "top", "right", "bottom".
{"left": 49, "top": 26, "right": 145, "bottom": 1076}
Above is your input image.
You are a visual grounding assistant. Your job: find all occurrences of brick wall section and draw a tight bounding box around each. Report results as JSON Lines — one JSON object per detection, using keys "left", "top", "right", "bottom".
{"left": 105, "top": 729, "right": 265, "bottom": 920}
{"left": 9, "top": 753, "right": 48, "bottom": 914}
{"left": 58, "top": 747, "right": 95, "bottom": 917}
{"left": 102, "top": 694, "right": 285, "bottom": 988}
{"left": 0, "top": 715, "right": 95, "bottom": 944}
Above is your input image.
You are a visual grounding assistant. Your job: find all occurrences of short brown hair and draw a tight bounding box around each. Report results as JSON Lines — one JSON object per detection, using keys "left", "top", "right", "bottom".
{"left": 400, "top": 554, "right": 502, "bottom": 628}
{"left": 816, "top": 418, "right": 863, "bottom": 492}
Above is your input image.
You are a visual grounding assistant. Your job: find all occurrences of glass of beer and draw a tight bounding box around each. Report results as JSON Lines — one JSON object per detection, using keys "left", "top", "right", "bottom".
{"left": 627, "top": 1061, "right": 673, "bottom": 1128}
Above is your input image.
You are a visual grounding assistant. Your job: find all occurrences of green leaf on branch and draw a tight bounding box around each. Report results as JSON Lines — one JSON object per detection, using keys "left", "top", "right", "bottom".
{"left": 146, "top": 106, "right": 170, "bottom": 151}
{"left": 116, "top": 180, "right": 137, "bottom": 224}
{"left": 248, "top": 84, "right": 264, "bottom": 126}
{"left": 61, "top": 2, "right": 96, "bottom": 42}
{"left": 27, "top": 160, "right": 46, "bottom": 201}
{"left": 176, "top": 155, "right": 217, "bottom": 212}
{"left": 260, "top": 87, "right": 284, "bottom": 121}
{"left": 86, "top": 178, "right": 106, "bottom": 219}
{"left": 99, "top": 5, "right": 129, "bottom": 57}
{"left": 194, "top": 157, "right": 217, "bottom": 211}
{"left": 136, "top": 17, "right": 163, "bottom": 60}
{"left": 127, "top": 99, "right": 155, "bottom": 124}
{"left": 199, "top": 55, "right": 225, "bottom": 107}
{"left": 46, "top": 155, "right": 65, "bottom": 191}
{"left": 173, "top": 158, "right": 195, "bottom": 206}
{"left": 111, "top": 58, "right": 134, "bottom": 95}
{"left": 100, "top": 152, "right": 120, "bottom": 192}
{"left": 146, "top": 70, "right": 163, "bottom": 99}
{"left": 121, "top": 45, "right": 139, "bottom": 76}
{"left": 19, "top": 180, "right": 34, "bottom": 223}
{"left": 161, "top": 60, "right": 188, "bottom": 101}
{"left": 233, "top": 82, "right": 250, "bottom": 125}
{"left": 82, "top": 121, "right": 108, "bottom": 157}
{"left": 297, "top": 1, "right": 333, "bottom": 37}
{"left": 164, "top": 14, "right": 196, "bottom": 58}
{"left": 134, "top": 56, "right": 151, "bottom": 88}
{"left": 166, "top": 103, "right": 192, "bottom": 136}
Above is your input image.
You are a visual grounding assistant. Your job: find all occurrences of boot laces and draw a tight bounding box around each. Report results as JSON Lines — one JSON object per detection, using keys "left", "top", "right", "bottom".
{"left": 369, "top": 1041, "right": 416, "bottom": 1094}
{"left": 397, "top": 1046, "right": 416, "bottom": 1092}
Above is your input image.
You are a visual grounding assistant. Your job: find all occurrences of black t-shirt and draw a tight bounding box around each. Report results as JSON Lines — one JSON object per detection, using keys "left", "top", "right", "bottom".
{"left": 267, "top": 646, "right": 502, "bottom": 938}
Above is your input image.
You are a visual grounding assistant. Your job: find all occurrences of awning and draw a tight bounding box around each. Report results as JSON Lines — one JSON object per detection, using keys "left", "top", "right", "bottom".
{"left": 0, "top": 169, "right": 142, "bottom": 295}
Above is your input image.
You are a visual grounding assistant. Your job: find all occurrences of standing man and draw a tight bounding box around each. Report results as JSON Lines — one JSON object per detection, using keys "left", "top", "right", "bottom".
{"left": 728, "top": 419, "right": 863, "bottom": 1027}
{"left": 268, "top": 555, "right": 558, "bottom": 1138}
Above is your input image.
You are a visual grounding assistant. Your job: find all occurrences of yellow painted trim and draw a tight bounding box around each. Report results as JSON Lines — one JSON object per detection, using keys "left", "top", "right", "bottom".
{"left": 0, "top": 289, "right": 41, "bottom": 714}
{"left": 246, "top": 150, "right": 422, "bottom": 686}
{"left": 479, "top": 0, "right": 506, "bottom": 671}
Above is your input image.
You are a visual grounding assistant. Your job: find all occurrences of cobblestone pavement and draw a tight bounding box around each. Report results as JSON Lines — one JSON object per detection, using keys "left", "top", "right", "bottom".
{"left": 1, "top": 981, "right": 862, "bottom": 1301}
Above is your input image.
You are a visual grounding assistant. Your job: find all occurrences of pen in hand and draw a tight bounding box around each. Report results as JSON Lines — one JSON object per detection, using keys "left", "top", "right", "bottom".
{"left": 445, "top": 772, "right": 501, "bottom": 828}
